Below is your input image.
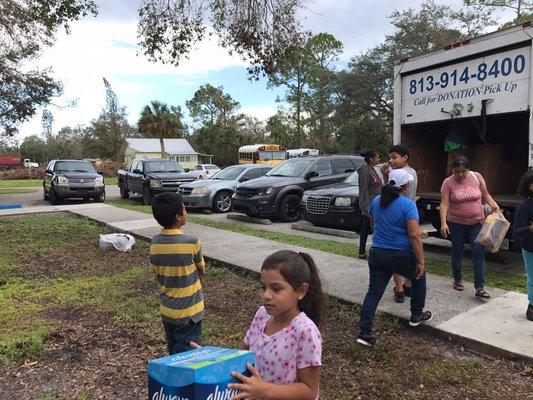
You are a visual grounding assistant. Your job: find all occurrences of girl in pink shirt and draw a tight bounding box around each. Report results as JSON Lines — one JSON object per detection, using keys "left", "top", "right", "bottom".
{"left": 439, "top": 156, "right": 499, "bottom": 299}
{"left": 228, "top": 250, "right": 324, "bottom": 400}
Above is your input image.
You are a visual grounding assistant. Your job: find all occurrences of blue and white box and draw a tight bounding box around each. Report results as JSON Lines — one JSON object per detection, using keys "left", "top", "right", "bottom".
{"left": 148, "top": 346, "right": 254, "bottom": 400}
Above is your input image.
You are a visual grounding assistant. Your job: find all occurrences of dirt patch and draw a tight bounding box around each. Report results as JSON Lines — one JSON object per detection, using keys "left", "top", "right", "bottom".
{"left": 1, "top": 268, "right": 531, "bottom": 400}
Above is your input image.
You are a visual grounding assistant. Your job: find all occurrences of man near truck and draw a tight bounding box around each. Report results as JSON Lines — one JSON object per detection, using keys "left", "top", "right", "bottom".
{"left": 380, "top": 144, "right": 418, "bottom": 303}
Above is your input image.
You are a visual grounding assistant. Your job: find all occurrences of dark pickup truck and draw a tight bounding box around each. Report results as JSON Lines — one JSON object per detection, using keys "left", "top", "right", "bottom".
{"left": 117, "top": 159, "right": 196, "bottom": 205}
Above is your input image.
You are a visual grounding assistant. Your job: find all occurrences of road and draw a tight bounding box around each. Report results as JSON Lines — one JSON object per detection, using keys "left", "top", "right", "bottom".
{"left": 0, "top": 185, "right": 120, "bottom": 207}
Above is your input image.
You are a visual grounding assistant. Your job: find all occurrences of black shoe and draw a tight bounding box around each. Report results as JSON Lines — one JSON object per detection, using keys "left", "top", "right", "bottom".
{"left": 394, "top": 289, "right": 405, "bottom": 303}
{"left": 527, "top": 304, "right": 533, "bottom": 321}
{"left": 409, "top": 311, "right": 433, "bottom": 327}
{"left": 357, "top": 333, "right": 376, "bottom": 347}
{"left": 358, "top": 253, "right": 368, "bottom": 260}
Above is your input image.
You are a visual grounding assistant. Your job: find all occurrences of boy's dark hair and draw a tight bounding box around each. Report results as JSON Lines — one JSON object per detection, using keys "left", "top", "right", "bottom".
{"left": 360, "top": 149, "right": 378, "bottom": 163}
{"left": 152, "top": 192, "right": 184, "bottom": 228}
{"left": 262, "top": 250, "right": 324, "bottom": 327}
{"left": 388, "top": 144, "right": 410, "bottom": 159}
{"left": 517, "top": 170, "right": 533, "bottom": 198}
{"left": 451, "top": 155, "right": 471, "bottom": 170}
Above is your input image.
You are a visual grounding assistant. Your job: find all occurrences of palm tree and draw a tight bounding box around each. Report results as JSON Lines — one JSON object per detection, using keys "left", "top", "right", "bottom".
{"left": 138, "top": 101, "right": 185, "bottom": 158}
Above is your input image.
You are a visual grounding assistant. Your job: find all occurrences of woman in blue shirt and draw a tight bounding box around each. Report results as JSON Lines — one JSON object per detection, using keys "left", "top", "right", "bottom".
{"left": 514, "top": 171, "right": 533, "bottom": 321}
{"left": 357, "top": 169, "right": 432, "bottom": 347}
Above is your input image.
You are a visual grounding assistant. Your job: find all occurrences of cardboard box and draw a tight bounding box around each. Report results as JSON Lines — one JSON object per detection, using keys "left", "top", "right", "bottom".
{"left": 148, "top": 346, "right": 254, "bottom": 400}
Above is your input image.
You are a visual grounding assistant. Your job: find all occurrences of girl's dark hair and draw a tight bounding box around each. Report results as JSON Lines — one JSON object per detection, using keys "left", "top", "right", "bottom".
{"left": 379, "top": 183, "right": 401, "bottom": 208}
{"left": 262, "top": 250, "right": 324, "bottom": 327}
{"left": 360, "top": 149, "right": 378, "bottom": 163}
{"left": 451, "top": 156, "right": 470, "bottom": 170}
{"left": 517, "top": 170, "right": 533, "bottom": 198}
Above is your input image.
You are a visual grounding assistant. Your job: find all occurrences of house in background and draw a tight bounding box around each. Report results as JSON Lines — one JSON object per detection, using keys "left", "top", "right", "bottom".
{"left": 124, "top": 138, "right": 213, "bottom": 170}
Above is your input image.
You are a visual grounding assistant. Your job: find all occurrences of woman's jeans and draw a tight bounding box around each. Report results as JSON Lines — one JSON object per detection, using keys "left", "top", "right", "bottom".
{"left": 359, "top": 215, "right": 370, "bottom": 255}
{"left": 448, "top": 221, "right": 485, "bottom": 289}
{"left": 359, "top": 248, "right": 427, "bottom": 335}
{"left": 522, "top": 250, "right": 533, "bottom": 305}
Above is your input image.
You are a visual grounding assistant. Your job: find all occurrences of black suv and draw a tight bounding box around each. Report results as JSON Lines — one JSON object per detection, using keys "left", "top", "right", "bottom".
{"left": 43, "top": 159, "right": 106, "bottom": 205}
{"left": 232, "top": 155, "right": 364, "bottom": 222}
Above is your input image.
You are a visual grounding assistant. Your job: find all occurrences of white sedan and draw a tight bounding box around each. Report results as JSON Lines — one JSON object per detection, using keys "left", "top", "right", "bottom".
{"left": 189, "top": 164, "right": 221, "bottom": 180}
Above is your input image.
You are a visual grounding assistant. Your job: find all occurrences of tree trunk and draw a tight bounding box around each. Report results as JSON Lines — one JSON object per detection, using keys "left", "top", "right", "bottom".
{"left": 159, "top": 137, "right": 167, "bottom": 159}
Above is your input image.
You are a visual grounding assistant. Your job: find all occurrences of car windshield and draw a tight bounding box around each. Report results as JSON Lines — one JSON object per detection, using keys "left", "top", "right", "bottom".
{"left": 344, "top": 171, "right": 359, "bottom": 184}
{"left": 267, "top": 159, "right": 314, "bottom": 177}
{"left": 54, "top": 161, "right": 96, "bottom": 173}
{"left": 145, "top": 160, "right": 184, "bottom": 173}
{"left": 206, "top": 165, "right": 219, "bottom": 170}
{"left": 212, "top": 165, "right": 246, "bottom": 180}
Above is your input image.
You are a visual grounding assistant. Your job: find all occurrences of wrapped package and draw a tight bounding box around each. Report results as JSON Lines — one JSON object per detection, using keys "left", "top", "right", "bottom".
{"left": 475, "top": 211, "right": 510, "bottom": 253}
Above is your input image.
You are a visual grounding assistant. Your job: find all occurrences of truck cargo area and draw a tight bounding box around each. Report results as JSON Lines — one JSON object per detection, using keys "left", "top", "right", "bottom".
{"left": 403, "top": 110, "right": 528, "bottom": 206}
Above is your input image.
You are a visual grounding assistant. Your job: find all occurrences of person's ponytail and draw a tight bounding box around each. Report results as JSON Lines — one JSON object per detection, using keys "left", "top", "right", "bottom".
{"left": 297, "top": 252, "right": 325, "bottom": 327}
{"left": 380, "top": 183, "right": 400, "bottom": 208}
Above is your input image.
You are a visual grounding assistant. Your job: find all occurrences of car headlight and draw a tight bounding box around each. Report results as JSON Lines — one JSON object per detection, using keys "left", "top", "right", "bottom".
{"left": 335, "top": 197, "right": 352, "bottom": 207}
{"left": 149, "top": 179, "right": 161, "bottom": 188}
{"left": 301, "top": 194, "right": 309, "bottom": 203}
{"left": 56, "top": 176, "right": 68, "bottom": 185}
{"left": 191, "top": 187, "right": 210, "bottom": 195}
{"left": 95, "top": 176, "right": 104, "bottom": 186}
{"left": 264, "top": 187, "right": 274, "bottom": 195}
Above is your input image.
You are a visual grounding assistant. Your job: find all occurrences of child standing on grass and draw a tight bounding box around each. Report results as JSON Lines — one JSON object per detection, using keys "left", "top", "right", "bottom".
{"left": 150, "top": 192, "right": 205, "bottom": 355}
{"left": 227, "top": 250, "right": 324, "bottom": 400}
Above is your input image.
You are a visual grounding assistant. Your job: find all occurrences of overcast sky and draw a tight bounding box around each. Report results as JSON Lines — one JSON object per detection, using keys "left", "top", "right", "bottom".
{"left": 16, "top": 0, "right": 513, "bottom": 142}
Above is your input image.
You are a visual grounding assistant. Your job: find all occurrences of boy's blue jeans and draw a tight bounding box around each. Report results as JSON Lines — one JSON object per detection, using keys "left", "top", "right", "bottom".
{"left": 163, "top": 319, "right": 202, "bottom": 354}
{"left": 522, "top": 250, "right": 533, "bottom": 305}
{"left": 448, "top": 221, "right": 485, "bottom": 289}
{"left": 359, "top": 248, "right": 427, "bottom": 335}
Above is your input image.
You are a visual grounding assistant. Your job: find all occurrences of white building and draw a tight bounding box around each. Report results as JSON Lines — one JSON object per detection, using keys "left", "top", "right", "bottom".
{"left": 124, "top": 138, "right": 212, "bottom": 169}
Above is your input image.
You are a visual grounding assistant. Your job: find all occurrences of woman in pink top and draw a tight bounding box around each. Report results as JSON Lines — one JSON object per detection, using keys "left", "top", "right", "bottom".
{"left": 228, "top": 250, "right": 323, "bottom": 400}
{"left": 439, "top": 156, "right": 499, "bottom": 298}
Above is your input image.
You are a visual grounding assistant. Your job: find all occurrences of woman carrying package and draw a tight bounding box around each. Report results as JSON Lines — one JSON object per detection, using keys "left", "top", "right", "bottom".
{"left": 357, "top": 169, "right": 431, "bottom": 347}
{"left": 439, "top": 156, "right": 499, "bottom": 299}
{"left": 514, "top": 171, "right": 533, "bottom": 321}
{"left": 357, "top": 149, "right": 383, "bottom": 260}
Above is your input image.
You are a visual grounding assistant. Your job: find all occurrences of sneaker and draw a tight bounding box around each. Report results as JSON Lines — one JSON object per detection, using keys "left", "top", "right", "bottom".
{"left": 358, "top": 253, "right": 368, "bottom": 260}
{"left": 527, "top": 304, "right": 533, "bottom": 321}
{"left": 356, "top": 333, "right": 376, "bottom": 347}
{"left": 394, "top": 289, "right": 405, "bottom": 304}
{"left": 409, "top": 311, "right": 433, "bottom": 327}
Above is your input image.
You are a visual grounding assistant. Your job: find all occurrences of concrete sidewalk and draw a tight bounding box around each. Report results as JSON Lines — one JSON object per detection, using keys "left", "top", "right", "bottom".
{"left": 1, "top": 203, "right": 531, "bottom": 361}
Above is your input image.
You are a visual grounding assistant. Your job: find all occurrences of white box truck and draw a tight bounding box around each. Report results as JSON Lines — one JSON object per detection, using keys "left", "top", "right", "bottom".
{"left": 393, "top": 22, "right": 533, "bottom": 251}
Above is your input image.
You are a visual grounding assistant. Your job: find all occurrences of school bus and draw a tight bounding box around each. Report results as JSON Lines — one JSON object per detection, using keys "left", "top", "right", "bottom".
{"left": 238, "top": 144, "right": 287, "bottom": 165}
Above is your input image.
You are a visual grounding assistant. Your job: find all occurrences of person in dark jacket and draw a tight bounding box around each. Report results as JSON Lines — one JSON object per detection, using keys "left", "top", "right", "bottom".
{"left": 514, "top": 171, "right": 533, "bottom": 321}
{"left": 357, "top": 150, "right": 383, "bottom": 260}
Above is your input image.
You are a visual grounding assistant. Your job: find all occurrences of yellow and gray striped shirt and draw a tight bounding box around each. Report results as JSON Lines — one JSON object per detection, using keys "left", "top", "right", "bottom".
{"left": 150, "top": 228, "right": 205, "bottom": 325}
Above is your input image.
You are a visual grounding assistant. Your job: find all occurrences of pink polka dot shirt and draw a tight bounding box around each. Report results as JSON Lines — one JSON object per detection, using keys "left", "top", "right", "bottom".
{"left": 244, "top": 306, "right": 322, "bottom": 394}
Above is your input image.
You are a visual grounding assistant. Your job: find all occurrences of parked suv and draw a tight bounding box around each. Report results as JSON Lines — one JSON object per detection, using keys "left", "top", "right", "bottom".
{"left": 232, "top": 155, "right": 364, "bottom": 222}
{"left": 43, "top": 159, "right": 106, "bottom": 205}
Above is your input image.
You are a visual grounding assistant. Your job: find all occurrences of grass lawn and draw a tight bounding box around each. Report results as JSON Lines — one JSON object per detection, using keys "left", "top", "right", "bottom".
{"left": 105, "top": 177, "right": 117, "bottom": 185}
{"left": 0, "top": 213, "right": 530, "bottom": 399}
{"left": 0, "top": 188, "right": 38, "bottom": 194}
{"left": 0, "top": 179, "right": 42, "bottom": 188}
{"left": 107, "top": 199, "right": 527, "bottom": 293}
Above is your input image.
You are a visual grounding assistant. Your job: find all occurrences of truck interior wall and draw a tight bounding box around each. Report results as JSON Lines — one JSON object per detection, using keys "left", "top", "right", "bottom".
{"left": 401, "top": 111, "right": 529, "bottom": 195}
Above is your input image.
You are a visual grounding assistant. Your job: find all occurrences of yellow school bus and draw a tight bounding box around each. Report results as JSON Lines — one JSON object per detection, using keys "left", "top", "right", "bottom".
{"left": 238, "top": 144, "right": 287, "bottom": 166}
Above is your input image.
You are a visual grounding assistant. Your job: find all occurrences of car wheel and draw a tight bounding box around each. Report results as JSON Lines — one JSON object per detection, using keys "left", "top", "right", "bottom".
{"left": 49, "top": 187, "right": 60, "bottom": 205}
{"left": 94, "top": 190, "right": 106, "bottom": 203}
{"left": 279, "top": 194, "right": 302, "bottom": 222}
{"left": 119, "top": 184, "right": 129, "bottom": 199}
{"left": 212, "top": 191, "right": 232, "bottom": 213}
{"left": 143, "top": 188, "right": 153, "bottom": 205}
{"left": 43, "top": 185, "right": 49, "bottom": 200}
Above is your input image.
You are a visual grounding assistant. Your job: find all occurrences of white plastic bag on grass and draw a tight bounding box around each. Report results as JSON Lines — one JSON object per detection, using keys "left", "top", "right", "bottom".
{"left": 99, "top": 233, "right": 135, "bottom": 252}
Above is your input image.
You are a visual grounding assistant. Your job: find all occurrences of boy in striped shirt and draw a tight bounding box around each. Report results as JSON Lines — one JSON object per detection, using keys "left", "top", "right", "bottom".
{"left": 150, "top": 192, "right": 205, "bottom": 354}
